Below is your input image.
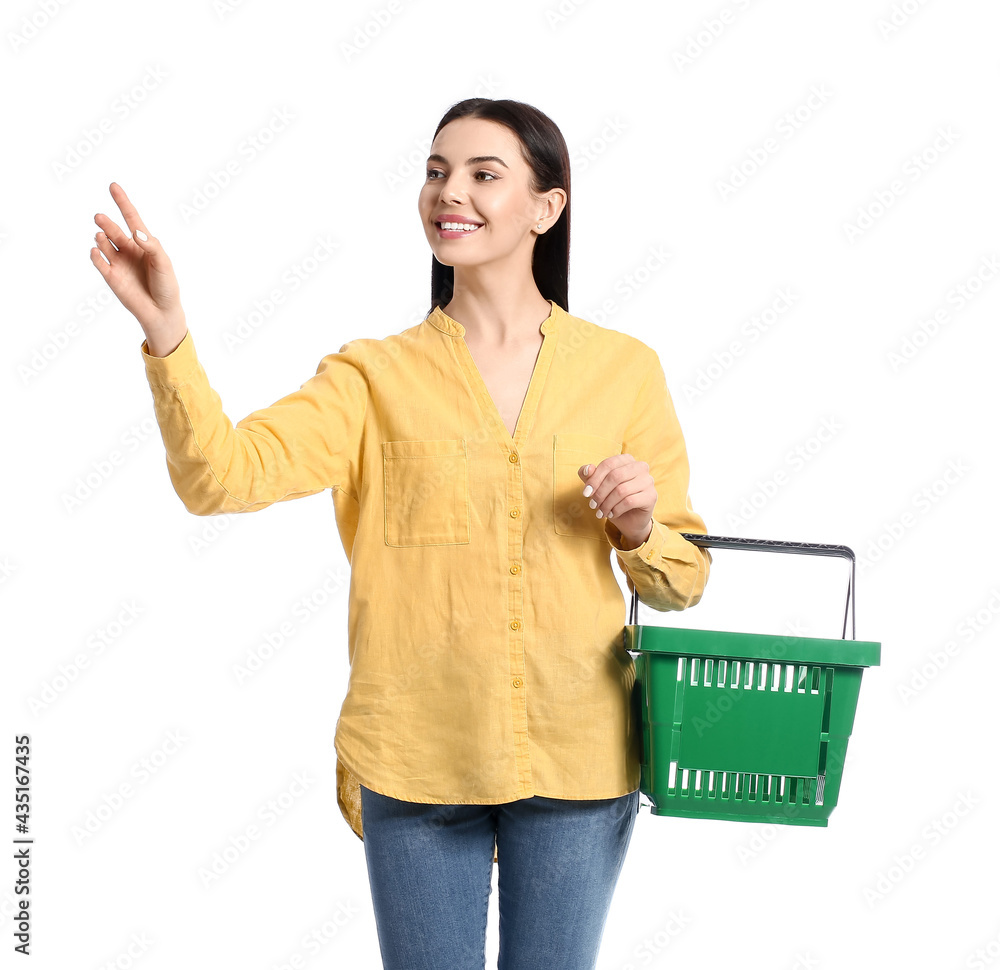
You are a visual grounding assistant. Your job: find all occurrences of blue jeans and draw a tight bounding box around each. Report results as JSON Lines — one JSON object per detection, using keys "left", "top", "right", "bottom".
{"left": 359, "top": 783, "right": 640, "bottom": 970}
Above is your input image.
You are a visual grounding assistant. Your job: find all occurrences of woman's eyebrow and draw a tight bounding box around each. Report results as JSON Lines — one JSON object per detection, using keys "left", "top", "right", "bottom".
{"left": 427, "top": 154, "right": 509, "bottom": 169}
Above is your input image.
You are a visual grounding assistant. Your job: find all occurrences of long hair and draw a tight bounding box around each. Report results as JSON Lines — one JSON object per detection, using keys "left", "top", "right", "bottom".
{"left": 427, "top": 98, "right": 571, "bottom": 316}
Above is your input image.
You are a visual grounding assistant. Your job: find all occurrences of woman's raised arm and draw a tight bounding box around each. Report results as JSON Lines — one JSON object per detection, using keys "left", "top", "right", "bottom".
{"left": 90, "top": 182, "right": 369, "bottom": 516}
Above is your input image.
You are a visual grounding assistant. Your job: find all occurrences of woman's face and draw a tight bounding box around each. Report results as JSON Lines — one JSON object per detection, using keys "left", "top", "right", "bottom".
{"left": 418, "top": 116, "right": 559, "bottom": 274}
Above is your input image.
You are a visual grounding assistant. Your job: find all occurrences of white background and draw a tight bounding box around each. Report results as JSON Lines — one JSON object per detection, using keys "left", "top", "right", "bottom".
{"left": 3, "top": 0, "right": 999, "bottom": 967}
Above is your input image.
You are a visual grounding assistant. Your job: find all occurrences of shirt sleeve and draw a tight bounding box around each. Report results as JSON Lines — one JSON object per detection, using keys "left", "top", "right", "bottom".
{"left": 604, "top": 345, "right": 711, "bottom": 612}
{"left": 140, "top": 329, "right": 368, "bottom": 516}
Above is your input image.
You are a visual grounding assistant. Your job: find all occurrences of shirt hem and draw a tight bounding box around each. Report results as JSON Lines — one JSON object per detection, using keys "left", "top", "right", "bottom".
{"left": 336, "top": 742, "right": 640, "bottom": 807}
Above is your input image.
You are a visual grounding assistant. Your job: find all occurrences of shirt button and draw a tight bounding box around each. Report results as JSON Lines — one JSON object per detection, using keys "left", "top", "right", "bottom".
{"left": 512, "top": 677, "right": 523, "bottom": 688}
{"left": 509, "top": 620, "right": 520, "bottom": 631}
{"left": 508, "top": 452, "right": 519, "bottom": 463}
{"left": 509, "top": 508, "right": 520, "bottom": 518}
{"left": 645, "top": 551, "right": 655, "bottom": 561}
{"left": 509, "top": 564, "right": 520, "bottom": 575}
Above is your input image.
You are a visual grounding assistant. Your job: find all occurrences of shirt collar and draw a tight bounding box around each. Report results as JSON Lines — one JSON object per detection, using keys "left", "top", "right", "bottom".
{"left": 426, "top": 299, "right": 564, "bottom": 337}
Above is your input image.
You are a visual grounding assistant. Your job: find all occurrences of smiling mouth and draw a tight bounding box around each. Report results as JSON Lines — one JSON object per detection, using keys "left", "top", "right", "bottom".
{"left": 434, "top": 220, "right": 484, "bottom": 238}
{"left": 435, "top": 220, "right": 483, "bottom": 231}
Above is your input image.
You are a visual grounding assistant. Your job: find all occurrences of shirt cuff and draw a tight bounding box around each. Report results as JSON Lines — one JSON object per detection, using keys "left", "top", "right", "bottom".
{"left": 606, "top": 517, "right": 664, "bottom": 565}
{"left": 140, "top": 329, "right": 198, "bottom": 386}
{"left": 606, "top": 518, "right": 709, "bottom": 567}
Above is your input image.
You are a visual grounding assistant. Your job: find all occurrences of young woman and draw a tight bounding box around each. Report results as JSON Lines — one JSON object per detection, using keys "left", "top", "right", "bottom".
{"left": 90, "top": 97, "right": 711, "bottom": 970}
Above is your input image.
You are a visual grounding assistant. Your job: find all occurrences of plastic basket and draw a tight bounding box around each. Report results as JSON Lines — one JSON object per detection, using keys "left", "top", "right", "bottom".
{"left": 625, "top": 535, "right": 880, "bottom": 827}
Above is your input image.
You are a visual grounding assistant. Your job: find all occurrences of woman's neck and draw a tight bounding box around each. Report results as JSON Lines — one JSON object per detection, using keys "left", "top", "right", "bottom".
{"left": 442, "top": 293, "right": 553, "bottom": 346}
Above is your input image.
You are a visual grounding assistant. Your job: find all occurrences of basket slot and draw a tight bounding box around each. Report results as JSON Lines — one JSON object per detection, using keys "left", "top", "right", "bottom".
{"left": 665, "top": 762, "right": 829, "bottom": 809}
{"left": 787, "top": 777, "right": 812, "bottom": 805}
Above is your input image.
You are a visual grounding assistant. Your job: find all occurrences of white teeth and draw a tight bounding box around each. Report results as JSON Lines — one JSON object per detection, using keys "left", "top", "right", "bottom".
{"left": 439, "top": 221, "right": 480, "bottom": 231}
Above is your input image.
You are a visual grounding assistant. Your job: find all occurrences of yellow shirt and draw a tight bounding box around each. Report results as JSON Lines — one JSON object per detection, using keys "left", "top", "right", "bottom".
{"left": 140, "top": 298, "right": 711, "bottom": 860}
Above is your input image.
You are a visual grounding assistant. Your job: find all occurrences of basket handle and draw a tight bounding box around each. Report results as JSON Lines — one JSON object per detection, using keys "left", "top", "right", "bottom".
{"left": 628, "top": 533, "right": 857, "bottom": 640}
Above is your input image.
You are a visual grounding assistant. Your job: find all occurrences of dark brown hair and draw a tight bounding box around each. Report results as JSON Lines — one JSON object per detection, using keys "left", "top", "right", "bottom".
{"left": 427, "top": 98, "right": 571, "bottom": 316}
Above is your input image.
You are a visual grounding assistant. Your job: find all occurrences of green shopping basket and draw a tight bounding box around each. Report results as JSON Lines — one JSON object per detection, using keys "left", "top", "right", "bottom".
{"left": 625, "top": 534, "right": 880, "bottom": 827}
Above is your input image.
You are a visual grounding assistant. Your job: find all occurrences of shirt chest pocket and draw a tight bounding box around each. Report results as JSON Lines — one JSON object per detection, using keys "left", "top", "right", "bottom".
{"left": 552, "top": 433, "right": 623, "bottom": 539}
{"left": 383, "top": 439, "right": 470, "bottom": 546}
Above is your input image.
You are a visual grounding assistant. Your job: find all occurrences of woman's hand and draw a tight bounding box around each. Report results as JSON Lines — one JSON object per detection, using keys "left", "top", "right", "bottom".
{"left": 578, "top": 455, "right": 656, "bottom": 548}
{"left": 89, "top": 182, "right": 188, "bottom": 355}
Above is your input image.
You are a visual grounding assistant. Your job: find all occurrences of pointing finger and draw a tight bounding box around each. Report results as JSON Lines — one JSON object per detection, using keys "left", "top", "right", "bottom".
{"left": 110, "top": 181, "right": 150, "bottom": 243}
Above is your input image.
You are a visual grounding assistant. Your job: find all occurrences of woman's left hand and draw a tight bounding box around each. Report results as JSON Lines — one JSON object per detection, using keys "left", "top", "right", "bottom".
{"left": 578, "top": 454, "right": 656, "bottom": 547}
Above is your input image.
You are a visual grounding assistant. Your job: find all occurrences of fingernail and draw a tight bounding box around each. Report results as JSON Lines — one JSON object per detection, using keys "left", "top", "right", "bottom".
{"left": 596, "top": 509, "right": 603, "bottom": 518}
{"left": 588, "top": 498, "right": 597, "bottom": 509}
{"left": 582, "top": 485, "right": 593, "bottom": 497}
{"left": 135, "top": 229, "right": 148, "bottom": 241}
